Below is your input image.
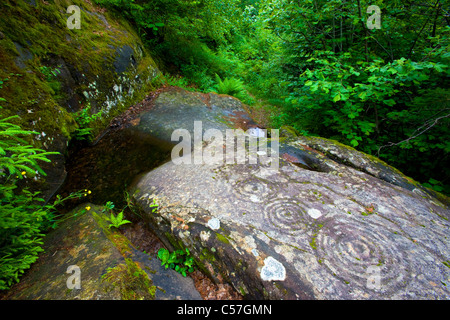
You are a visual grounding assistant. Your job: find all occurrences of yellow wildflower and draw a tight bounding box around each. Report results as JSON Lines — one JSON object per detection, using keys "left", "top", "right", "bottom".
{"left": 21, "top": 171, "right": 26, "bottom": 175}
{"left": 85, "top": 206, "right": 91, "bottom": 211}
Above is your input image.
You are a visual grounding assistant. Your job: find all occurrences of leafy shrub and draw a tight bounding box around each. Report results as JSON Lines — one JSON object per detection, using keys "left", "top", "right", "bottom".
{"left": 280, "top": 50, "right": 450, "bottom": 194}
{"left": 0, "top": 113, "right": 86, "bottom": 290}
{"left": 93, "top": 0, "right": 164, "bottom": 37}
{"left": 157, "top": 248, "right": 195, "bottom": 277}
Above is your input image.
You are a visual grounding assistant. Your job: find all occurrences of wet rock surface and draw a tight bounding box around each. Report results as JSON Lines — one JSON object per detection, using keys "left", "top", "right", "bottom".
{"left": 133, "top": 86, "right": 260, "bottom": 144}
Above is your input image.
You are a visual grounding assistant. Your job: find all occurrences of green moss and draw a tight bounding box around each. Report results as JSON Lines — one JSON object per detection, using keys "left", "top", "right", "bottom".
{"left": 239, "top": 286, "right": 247, "bottom": 297}
{"left": 102, "top": 258, "right": 156, "bottom": 300}
{"left": 309, "top": 223, "right": 323, "bottom": 250}
{"left": 0, "top": 0, "right": 159, "bottom": 154}
{"left": 215, "top": 232, "right": 231, "bottom": 245}
{"left": 309, "top": 235, "right": 318, "bottom": 250}
{"left": 200, "top": 248, "right": 216, "bottom": 263}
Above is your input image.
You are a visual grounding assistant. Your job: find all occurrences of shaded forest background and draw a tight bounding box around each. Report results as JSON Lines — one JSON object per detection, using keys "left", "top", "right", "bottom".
{"left": 94, "top": 0, "right": 449, "bottom": 195}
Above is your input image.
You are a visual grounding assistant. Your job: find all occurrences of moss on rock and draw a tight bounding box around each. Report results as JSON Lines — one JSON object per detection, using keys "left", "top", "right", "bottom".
{"left": 0, "top": 0, "right": 161, "bottom": 199}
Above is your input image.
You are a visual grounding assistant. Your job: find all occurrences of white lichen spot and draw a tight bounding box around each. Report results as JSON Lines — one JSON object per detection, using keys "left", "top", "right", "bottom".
{"left": 200, "top": 230, "right": 211, "bottom": 243}
{"left": 260, "top": 256, "right": 286, "bottom": 281}
{"left": 207, "top": 217, "right": 220, "bottom": 230}
{"left": 244, "top": 235, "right": 257, "bottom": 249}
{"left": 307, "top": 208, "right": 322, "bottom": 219}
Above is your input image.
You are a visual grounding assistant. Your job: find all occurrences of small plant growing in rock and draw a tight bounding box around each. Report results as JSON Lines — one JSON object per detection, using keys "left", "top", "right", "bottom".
{"left": 72, "top": 104, "right": 102, "bottom": 142}
{"left": 39, "top": 65, "right": 61, "bottom": 81}
{"left": 157, "top": 248, "right": 195, "bottom": 277}
{"left": 102, "top": 201, "right": 115, "bottom": 212}
{"left": 102, "top": 201, "right": 131, "bottom": 229}
{"left": 107, "top": 210, "right": 132, "bottom": 229}
{"left": 149, "top": 197, "right": 158, "bottom": 213}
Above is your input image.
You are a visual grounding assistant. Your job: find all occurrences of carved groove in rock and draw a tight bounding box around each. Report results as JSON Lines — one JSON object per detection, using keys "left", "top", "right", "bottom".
{"left": 314, "top": 222, "right": 411, "bottom": 295}
{"left": 232, "top": 177, "right": 278, "bottom": 203}
{"left": 263, "top": 197, "right": 313, "bottom": 236}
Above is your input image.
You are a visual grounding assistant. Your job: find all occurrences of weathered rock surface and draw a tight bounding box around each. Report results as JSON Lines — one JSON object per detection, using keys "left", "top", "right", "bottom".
{"left": 131, "top": 88, "right": 450, "bottom": 299}
{"left": 133, "top": 86, "right": 259, "bottom": 144}
{"left": 4, "top": 204, "right": 201, "bottom": 300}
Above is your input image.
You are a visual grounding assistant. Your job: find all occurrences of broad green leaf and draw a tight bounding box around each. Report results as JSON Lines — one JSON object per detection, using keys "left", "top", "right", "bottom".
{"left": 333, "top": 93, "right": 341, "bottom": 102}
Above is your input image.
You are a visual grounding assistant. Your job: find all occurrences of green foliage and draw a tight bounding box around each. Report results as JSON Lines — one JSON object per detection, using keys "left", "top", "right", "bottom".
{"left": 39, "top": 65, "right": 62, "bottom": 96}
{"left": 102, "top": 201, "right": 131, "bottom": 229}
{"left": 39, "top": 66, "right": 61, "bottom": 82}
{"left": 157, "top": 248, "right": 195, "bottom": 277}
{"left": 162, "top": 74, "right": 196, "bottom": 91}
{"left": 209, "top": 74, "right": 255, "bottom": 105}
{"left": 93, "top": 0, "right": 164, "bottom": 37}
{"left": 0, "top": 112, "right": 87, "bottom": 290}
{"left": 102, "top": 200, "right": 115, "bottom": 212}
{"left": 149, "top": 198, "right": 158, "bottom": 214}
{"left": 259, "top": 0, "right": 450, "bottom": 194}
{"left": 0, "top": 116, "right": 57, "bottom": 177}
{"left": 107, "top": 210, "right": 132, "bottom": 229}
{"left": 72, "top": 104, "right": 102, "bottom": 142}
{"left": 0, "top": 183, "right": 87, "bottom": 290}
{"left": 212, "top": 74, "right": 245, "bottom": 96}
{"left": 423, "top": 178, "right": 445, "bottom": 193}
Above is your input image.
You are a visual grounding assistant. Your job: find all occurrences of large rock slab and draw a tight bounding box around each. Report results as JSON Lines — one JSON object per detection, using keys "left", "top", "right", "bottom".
{"left": 133, "top": 86, "right": 260, "bottom": 143}
{"left": 130, "top": 90, "right": 450, "bottom": 299}
{"left": 3, "top": 204, "right": 201, "bottom": 300}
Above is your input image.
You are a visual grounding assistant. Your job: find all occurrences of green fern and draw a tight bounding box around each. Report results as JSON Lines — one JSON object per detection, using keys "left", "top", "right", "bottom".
{"left": 0, "top": 115, "right": 59, "bottom": 178}
{"left": 0, "top": 114, "right": 79, "bottom": 290}
{"left": 108, "top": 210, "right": 132, "bottom": 229}
{"left": 212, "top": 74, "right": 246, "bottom": 97}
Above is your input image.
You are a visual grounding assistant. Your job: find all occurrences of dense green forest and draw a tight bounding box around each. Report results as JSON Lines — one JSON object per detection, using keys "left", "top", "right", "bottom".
{"left": 0, "top": 0, "right": 449, "bottom": 292}
{"left": 93, "top": 0, "right": 449, "bottom": 194}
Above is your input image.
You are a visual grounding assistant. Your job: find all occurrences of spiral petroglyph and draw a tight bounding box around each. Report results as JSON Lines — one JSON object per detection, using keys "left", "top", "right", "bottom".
{"left": 263, "top": 197, "right": 314, "bottom": 236}
{"left": 314, "top": 222, "right": 412, "bottom": 294}
{"left": 233, "top": 177, "right": 278, "bottom": 203}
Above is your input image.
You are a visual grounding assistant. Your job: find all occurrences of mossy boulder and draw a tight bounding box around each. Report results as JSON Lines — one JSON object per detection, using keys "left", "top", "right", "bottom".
{"left": 0, "top": 0, "right": 160, "bottom": 200}
{"left": 3, "top": 204, "right": 201, "bottom": 300}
